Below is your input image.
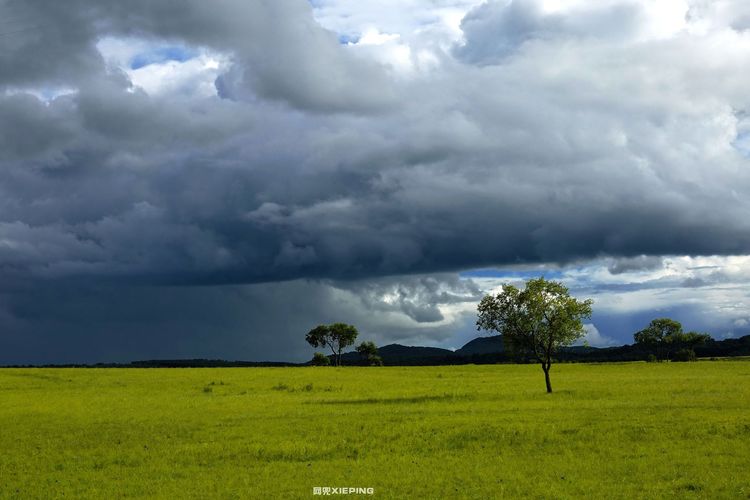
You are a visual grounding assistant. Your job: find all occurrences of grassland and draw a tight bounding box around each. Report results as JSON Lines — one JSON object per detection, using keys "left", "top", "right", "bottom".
{"left": 1, "top": 362, "right": 749, "bottom": 499}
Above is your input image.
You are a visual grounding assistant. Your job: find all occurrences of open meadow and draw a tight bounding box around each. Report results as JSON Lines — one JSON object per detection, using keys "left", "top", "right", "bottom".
{"left": 1, "top": 362, "right": 749, "bottom": 499}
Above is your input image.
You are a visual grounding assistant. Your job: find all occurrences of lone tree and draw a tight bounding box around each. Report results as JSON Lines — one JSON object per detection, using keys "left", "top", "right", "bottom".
{"left": 356, "top": 341, "right": 383, "bottom": 366}
{"left": 305, "top": 323, "right": 359, "bottom": 366}
{"left": 476, "top": 277, "right": 593, "bottom": 393}
{"left": 634, "top": 318, "right": 711, "bottom": 360}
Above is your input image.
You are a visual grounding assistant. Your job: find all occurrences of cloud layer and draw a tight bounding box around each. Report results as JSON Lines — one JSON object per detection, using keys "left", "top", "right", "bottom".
{"left": 1, "top": 0, "right": 750, "bottom": 362}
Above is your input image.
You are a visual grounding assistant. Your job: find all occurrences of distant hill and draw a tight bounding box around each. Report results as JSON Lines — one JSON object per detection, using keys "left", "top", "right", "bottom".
{"left": 455, "top": 335, "right": 504, "bottom": 356}
{"left": 341, "top": 344, "right": 455, "bottom": 365}
{"left": 339, "top": 334, "right": 750, "bottom": 366}
{"left": 454, "top": 335, "right": 597, "bottom": 356}
{"left": 339, "top": 336, "right": 506, "bottom": 365}
{"left": 379, "top": 344, "right": 455, "bottom": 359}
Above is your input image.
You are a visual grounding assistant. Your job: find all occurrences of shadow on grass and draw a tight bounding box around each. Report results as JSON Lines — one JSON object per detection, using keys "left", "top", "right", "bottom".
{"left": 2, "top": 372, "right": 72, "bottom": 383}
{"left": 314, "top": 393, "right": 471, "bottom": 405}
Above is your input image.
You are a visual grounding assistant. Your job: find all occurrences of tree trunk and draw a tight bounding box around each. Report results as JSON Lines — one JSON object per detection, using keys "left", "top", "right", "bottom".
{"left": 542, "top": 364, "right": 552, "bottom": 393}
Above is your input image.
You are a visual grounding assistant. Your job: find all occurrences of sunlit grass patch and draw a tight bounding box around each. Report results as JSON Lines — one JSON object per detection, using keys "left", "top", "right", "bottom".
{"left": 0, "top": 362, "right": 748, "bottom": 498}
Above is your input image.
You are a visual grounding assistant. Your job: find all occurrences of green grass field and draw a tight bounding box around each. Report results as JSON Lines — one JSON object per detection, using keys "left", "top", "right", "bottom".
{"left": 1, "top": 362, "right": 749, "bottom": 499}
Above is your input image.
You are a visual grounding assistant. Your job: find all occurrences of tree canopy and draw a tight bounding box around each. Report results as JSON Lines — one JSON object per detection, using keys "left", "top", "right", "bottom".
{"left": 633, "top": 318, "right": 711, "bottom": 360}
{"left": 476, "top": 277, "right": 593, "bottom": 393}
{"left": 305, "top": 323, "right": 359, "bottom": 366}
{"left": 356, "top": 341, "right": 383, "bottom": 366}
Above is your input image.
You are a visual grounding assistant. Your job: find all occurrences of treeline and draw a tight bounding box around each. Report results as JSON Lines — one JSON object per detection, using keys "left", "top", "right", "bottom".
{"left": 4, "top": 334, "right": 748, "bottom": 368}
{"left": 5, "top": 324, "right": 748, "bottom": 369}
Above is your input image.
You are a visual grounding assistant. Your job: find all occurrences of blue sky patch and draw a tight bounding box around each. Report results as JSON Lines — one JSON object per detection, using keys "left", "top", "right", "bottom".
{"left": 338, "top": 33, "right": 360, "bottom": 45}
{"left": 732, "top": 132, "right": 750, "bottom": 158}
{"left": 130, "top": 46, "right": 196, "bottom": 70}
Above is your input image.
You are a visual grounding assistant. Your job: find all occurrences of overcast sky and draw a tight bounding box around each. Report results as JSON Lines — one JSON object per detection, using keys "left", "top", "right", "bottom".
{"left": 1, "top": 0, "right": 750, "bottom": 364}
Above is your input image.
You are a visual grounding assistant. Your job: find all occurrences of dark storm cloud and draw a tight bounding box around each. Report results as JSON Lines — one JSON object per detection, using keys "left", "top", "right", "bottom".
{"left": 0, "top": 280, "right": 336, "bottom": 364}
{"left": 0, "top": 275, "right": 481, "bottom": 364}
{"left": 2, "top": 0, "right": 750, "bottom": 286}
{"left": 2, "top": 0, "right": 750, "bottom": 362}
{"left": 606, "top": 255, "right": 665, "bottom": 275}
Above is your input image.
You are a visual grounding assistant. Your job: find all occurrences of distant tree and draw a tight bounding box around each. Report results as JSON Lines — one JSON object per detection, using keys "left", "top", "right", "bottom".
{"left": 476, "top": 277, "right": 593, "bottom": 393}
{"left": 356, "top": 341, "right": 383, "bottom": 366}
{"left": 368, "top": 355, "right": 384, "bottom": 366}
{"left": 634, "top": 318, "right": 711, "bottom": 360}
{"left": 634, "top": 318, "right": 681, "bottom": 360}
{"left": 311, "top": 352, "right": 331, "bottom": 366}
{"left": 672, "top": 348, "right": 697, "bottom": 362}
{"left": 681, "top": 331, "right": 712, "bottom": 349}
{"left": 305, "top": 323, "right": 359, "bottom": 366}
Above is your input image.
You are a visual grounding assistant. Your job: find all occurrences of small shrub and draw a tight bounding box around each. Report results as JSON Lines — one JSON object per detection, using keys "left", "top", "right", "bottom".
{"left": 368, "top": 355, "right": 384, "bottom": 366}
{"left": 272, "top": 383, "right": 290, "bottom": 391}
{"left": 202, "top": 386, "right": 213, "bottom": 393}
{"left": 311, "top": 352, "right": 331, "bottom": 366}
{"left": 646, "top": 354, "right": 658, "bottom": 363}
{"left": 672, "top": 348, "right": 697, "bottom": 362}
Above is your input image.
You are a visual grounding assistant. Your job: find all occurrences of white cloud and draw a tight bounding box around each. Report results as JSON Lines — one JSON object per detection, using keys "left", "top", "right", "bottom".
{"left": 96, "top": 37, "right": 229, "bottom": 98}
{"left": 128, "top": 54, "right": 228, "bottom": 98}
{"left": 311, "top": 0, "right": 485, "bottom": 43}
{"left": 358, "top": 28, "right": 401, "bottom": 46}
{"left": 312, "top": 0, "right": 484, "bottom": 76}
{"left": 467, "top": 255, "right": 750, "bottom": 342}
{"left": 579, "top": 324, "right": 618, "bottom": 347}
